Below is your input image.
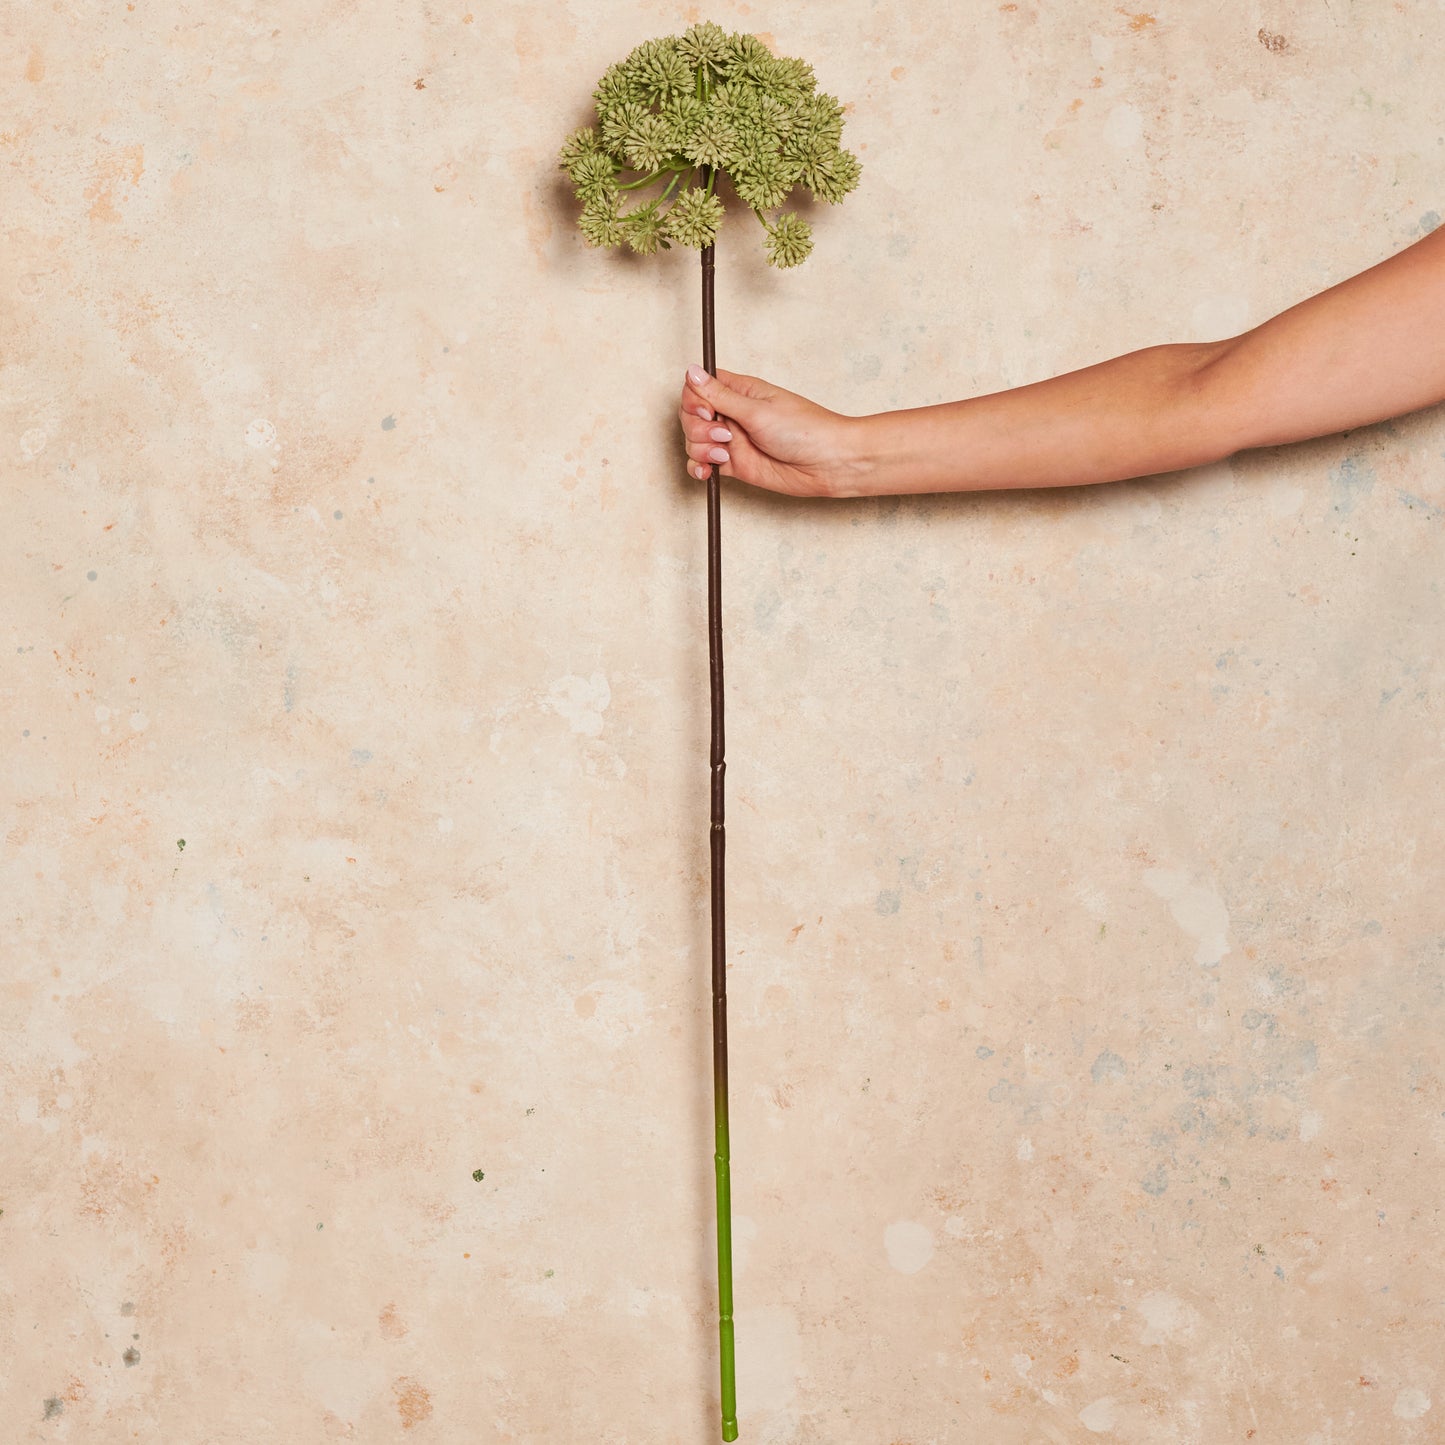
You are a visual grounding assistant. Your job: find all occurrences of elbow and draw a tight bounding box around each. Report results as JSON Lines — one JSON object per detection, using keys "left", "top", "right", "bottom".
{"left": 1175, "top": 336, "right": 1258, "bottom": 468}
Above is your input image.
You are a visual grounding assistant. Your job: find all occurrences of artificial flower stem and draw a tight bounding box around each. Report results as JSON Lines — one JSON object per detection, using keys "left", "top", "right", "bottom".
{"left": 619, "top": 165, "right": 682, "bottom": 192}
{"left": 701, "top": 210, "right": 739, "bottom": 1444}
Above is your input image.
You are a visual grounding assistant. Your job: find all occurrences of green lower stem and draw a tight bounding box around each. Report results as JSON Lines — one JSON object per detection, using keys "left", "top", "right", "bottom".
{"left": 715, "top": 1090, "right": 737, "bottom": 1440}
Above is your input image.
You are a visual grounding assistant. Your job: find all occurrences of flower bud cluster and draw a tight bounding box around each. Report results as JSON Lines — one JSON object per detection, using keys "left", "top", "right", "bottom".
{"left": 559, "top": 24, "right": 860, "bottom": 268}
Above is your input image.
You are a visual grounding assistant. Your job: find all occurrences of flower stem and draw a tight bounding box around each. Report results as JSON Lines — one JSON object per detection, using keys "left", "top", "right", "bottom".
{"left": 619, "top": 168, "right": 668, "bottom": 192}
{"left": 700, "top": 230, "right": 739, "bottom": 1445}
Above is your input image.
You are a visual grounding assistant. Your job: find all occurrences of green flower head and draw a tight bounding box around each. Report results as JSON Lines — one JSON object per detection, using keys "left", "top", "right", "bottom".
{"left": 593, "top": 61, "right": 643, "bottom": 112}
{"left": 625, "top": 38, "right": 692, "bottom": 105}
{"left": 567, "top": 151, "right": 619, "bottom": 204}
{"left": 578, "top": 194, "right": 625, "bottom": 248}
{"left": 763, "top": 212, "right": 813, "bottom": 269}
{"left": 664, "top": 187, "right": 725, "bottom": 248}
{"left": 800, "top": 148, "right": 861, "bottom": 205}
{"left": 732, "top": 154, "right": 794, "bottom": 213}
{"left": 723, "top": 32, "right": 773, "bottom": 74}
{"left": 622, "top": 203, "right": 670, "bottom": 255}
{"left": 558, "top": 126, "right": 605, "bottom": 168}
{"left": 622, "top": 112, "right": 675, "bottom": 174}
{"left": 676, "top": 21, "right": 730, "bottom": 76}
{"left": 600, "top": 99, "right": 649, "bottom": 153}
{"left": 560, "top": 24, "right": 861, "bottom": 269}
{"left": 660, "top": 95, "right": 707, "bottom": 151}
{"left": 682, "top": 112, "right": 735, "bottom": 169}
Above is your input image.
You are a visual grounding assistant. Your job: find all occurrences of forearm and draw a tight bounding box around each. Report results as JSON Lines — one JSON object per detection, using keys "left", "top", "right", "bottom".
{"left": 834, "top": 225, "right": 1445, "bottom": 500}
{"left": 833, "top": 339, "right": 1235, "bottom": 498}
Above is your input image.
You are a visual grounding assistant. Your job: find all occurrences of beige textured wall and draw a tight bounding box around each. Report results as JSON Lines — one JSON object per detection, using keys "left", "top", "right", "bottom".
{"left": 4, "top": 3, "right": 1443, "bottom": 1441}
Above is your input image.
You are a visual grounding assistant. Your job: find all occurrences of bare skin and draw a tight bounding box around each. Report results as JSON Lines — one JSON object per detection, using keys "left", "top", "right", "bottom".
{"left": 678, "top": 222, "right": 1445, "bottom": 499}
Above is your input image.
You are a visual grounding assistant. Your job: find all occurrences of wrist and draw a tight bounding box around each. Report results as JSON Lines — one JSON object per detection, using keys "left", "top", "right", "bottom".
{"left": 827, "top": 411, "right": 892, "bottom": 499}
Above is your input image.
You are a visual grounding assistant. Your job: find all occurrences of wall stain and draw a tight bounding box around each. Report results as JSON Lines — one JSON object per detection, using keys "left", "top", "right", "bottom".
{"left": 394, "top": 1376, "right": 434, "bottom": 1429}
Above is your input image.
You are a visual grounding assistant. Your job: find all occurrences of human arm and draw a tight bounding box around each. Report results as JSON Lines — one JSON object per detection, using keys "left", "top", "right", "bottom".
{"left": 679, "top": 222, "right": 1445, "bottom": 497}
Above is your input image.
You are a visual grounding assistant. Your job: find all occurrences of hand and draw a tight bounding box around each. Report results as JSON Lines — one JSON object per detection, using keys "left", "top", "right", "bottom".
{"left": 678, "top": 364, "right": 856, "bottom": 499}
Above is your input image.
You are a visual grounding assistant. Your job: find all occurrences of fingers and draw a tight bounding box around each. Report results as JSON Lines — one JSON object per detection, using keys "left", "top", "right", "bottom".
{"left": 680, "top": 363, "right": 774, "bottom": 421}
{"left": 682, "top": 384, "right": 714, "bottom": 422}
{"left": 679, "top": 364, "right": 776, "bottom": 482}
{"left": 712, "top": 367, "right": 773, "bottom": 400}
{"left": 679, "top": 411, "right": 733, "bottom": 479}
{"left": 685, "top": 449, "right": 731, "bottom": 479}
{"left": 679, "top": 411, "right": 733, "bottom": 451}
{"left": 682, "top": 370, "right": 716, "bottom": 427}
{"left": 678, "top": 386, "right": 733, "bottom": 479}
{"left": 686, "top": 451, "right": 734, "bottom": 480}
{"left": 682, "top": 419, "right": 733, "bottom": 479}
{"left": 684, "top": 364, "right": 770, "bottom": 427}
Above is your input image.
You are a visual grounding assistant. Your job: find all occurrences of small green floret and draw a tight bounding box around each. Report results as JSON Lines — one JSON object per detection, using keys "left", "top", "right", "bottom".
{"left": 676, "top": 21, "right": 730, "bottom": 74}
{"left": 579, "top": 195, "right": 625, "bottom": 247}
{"left": 661, "top": 95, "right": 707, "bottom": 150}
{"left": 763, "top": 212, "right": 813, "bottom": 269}
{"left": 725, "top": 32, "right": 772, "bottom": 72}
{"left": 733, "top": 154, "right": 793, "bottom": 212}
{"left": 559, "top": 25, "right": 860, "bottom": 267}
{"left": 665, "top": 187, "right": 725, "bottom": 248}
{"left": 622, "top": 112, "right": 675, "bottom": 173}
{"left": 558, "top": 126, "right": 605, "bottom": 168}
{"left": 568, "top": 151, "right": 618, "bottom": 203}
{"left": 622, "top": 204, "right": 670, "bottom": 255}
{"left": 801, "top": 148, "right": 861, "bottom": 204}
{"left": 600, "top": 98, "right": 649, "bottom": 151}
{"left": 627, "top": 38, "right": 691, "bottom": 104}
{"left": 683, "top": 113, "right": 736, "bottom": 169}
{"left": 594, "top": 61, "right": 643, "bottom": 110}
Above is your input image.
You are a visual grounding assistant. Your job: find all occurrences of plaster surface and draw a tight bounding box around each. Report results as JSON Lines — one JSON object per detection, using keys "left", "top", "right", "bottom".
{"left": 3, "top": 3, "right": 1442, "bottom": 1441}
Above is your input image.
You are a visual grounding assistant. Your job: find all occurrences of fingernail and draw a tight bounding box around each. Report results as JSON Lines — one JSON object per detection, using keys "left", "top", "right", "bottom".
{"left": 687, "top": 365, "right": 709, "bottom": 387}
{"left": 708, "top": 447, "right": 729, "bottom": 464}
{"left": 709, "top": 427, "right": 732, "bottom": 442}
{"left": 697, "top": 407, "right": 713, "bottom": 421}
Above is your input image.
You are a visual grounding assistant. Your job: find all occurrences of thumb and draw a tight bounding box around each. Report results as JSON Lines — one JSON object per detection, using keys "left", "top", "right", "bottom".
{"left": 686, "top": 364, "right": 770, "bottom": 425}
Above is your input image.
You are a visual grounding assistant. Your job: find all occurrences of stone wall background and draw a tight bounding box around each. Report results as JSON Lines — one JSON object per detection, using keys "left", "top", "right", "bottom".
{"left": 3, "top": 3, "right": 1442, "bottom": 1440}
